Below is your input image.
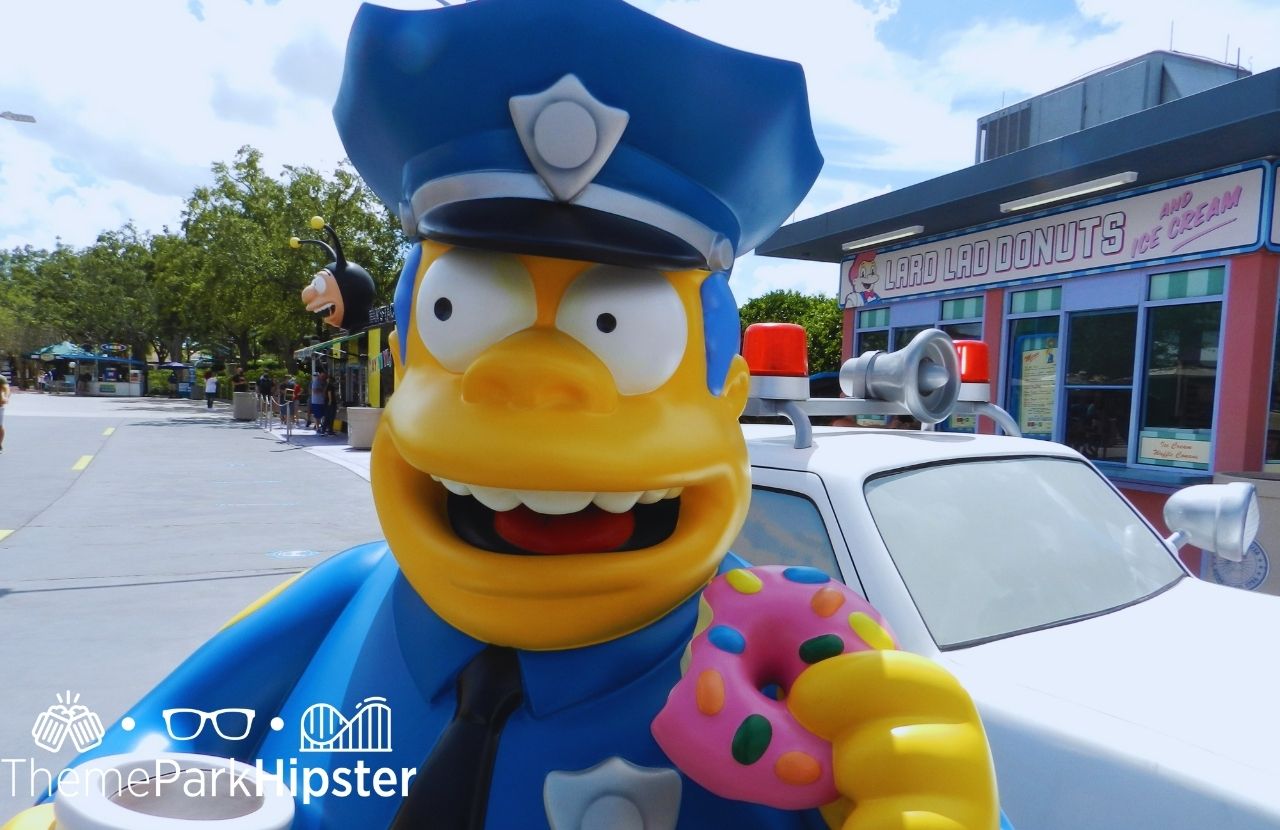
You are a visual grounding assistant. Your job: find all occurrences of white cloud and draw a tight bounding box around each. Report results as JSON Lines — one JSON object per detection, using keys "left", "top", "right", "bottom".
{"left": 732, "top": 255, "right": 836, "bottom": 305}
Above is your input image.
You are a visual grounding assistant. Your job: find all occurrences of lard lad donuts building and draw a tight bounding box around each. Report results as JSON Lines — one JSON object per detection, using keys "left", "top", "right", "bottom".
{"left": 759, "top": 52, "right": 1280, "bottom": 588}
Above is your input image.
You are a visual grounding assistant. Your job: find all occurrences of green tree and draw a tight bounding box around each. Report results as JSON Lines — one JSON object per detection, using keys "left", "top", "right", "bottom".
{"left": 738, "top": 290, "right": 843, "bottom": 373}
{"left": 182, "top": 146, "right": 405, "bottom": 367}
{"left": 147, "top": 230, "right": 201, "bottom": 363}
{"left": 4, "top": 145, "right": 406, "bottom": 372}
{"left": 73, "top": 224, "right": 158, "bottom": 361}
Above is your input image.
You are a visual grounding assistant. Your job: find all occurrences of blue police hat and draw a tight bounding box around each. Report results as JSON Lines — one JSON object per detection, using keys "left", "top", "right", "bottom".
{"left": 334, "top": 0, "right": 823, "bottom": 272}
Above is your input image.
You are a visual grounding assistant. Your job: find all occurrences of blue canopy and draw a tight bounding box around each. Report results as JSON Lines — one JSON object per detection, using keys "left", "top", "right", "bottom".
{"left": 31, "top": 341, "right": 145, "bottom": 366}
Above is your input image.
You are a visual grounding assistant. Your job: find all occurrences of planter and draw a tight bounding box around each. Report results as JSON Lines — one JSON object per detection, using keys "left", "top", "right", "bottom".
{"left": 346, "top": 406, "right": 383, "bottom": 450}
{"left": 232, "top": 391, "right": 256, "bottom": 421}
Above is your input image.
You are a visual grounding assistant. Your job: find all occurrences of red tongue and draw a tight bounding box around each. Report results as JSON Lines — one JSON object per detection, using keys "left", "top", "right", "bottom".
{"left": 493, "top": 504, "right": 636, "bottom": 555}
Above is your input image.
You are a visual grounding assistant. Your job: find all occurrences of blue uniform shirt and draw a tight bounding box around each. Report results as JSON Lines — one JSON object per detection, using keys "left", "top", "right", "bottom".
{"left": 62, "top": 544, "right": 828, "bottom": 829}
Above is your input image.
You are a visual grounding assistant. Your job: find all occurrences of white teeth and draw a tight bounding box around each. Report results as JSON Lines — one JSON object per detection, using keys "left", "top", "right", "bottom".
{"left": 432, "top": 477, "right": 682, "bottom": 515}
{"left": 469, "top": 485, "right": 523, "bottom": 512}
{"left": 439, "top": 478, "right": 472, "bottom": 497}
{"left": 520, "top": 491, "right": 596, "bottom": 515}
{"left": 592, "top": 492, "right": 642, "bottom": 514}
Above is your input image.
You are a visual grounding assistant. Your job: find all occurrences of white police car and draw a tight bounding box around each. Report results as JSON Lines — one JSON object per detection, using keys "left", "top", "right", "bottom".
{"left": 734, "top": 325, "right": 1280, "bottom": 830}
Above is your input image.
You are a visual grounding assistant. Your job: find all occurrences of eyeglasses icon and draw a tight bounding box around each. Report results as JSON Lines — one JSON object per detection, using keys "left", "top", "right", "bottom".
{"left": 161, "top": 708, "right": 256, "bottom": 741}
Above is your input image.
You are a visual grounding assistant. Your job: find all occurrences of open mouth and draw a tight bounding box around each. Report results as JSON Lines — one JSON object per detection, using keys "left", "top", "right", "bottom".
{"left": 434, "top": 475, "right": 682, "bottom": 556}
{"left": 311, "top": 303, "right": 336, "bottom": 318}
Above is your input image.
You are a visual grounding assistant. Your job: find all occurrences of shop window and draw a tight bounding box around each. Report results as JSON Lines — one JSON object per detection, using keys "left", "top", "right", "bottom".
{"left": 941, "top": 296, "right": 983, "bottom": 321}
{"left": 1009, "top": 286, "right": 1061, "bottom": 315}
{"left": 857, "top": 330, "right": 888, "bottom": 354}
{"left": 856, "top": 307, "right": 889, "bottom": 357}
{"left": 1064, "top": 310, "right": 1136, "bottom": 461}
{"left": 939, "top": 296, "right": 984, "bottom": 433}
{"left": 940, "top": 321, "right": 982, "bottom": 340}
{"left": 1006, "top": 316, "right": 1059, "bottom": 439}
{"left": 892, "top": 325, "right": 932, "bottom": 351}
{"left": 859, "top": 307, "right": 889, "bottom": 329}
{"left": 1147, "top": 267, "right": 1224, "bottom": 302}
{"left": 1138, "top": 300, "right": 1221, "bottom": 470}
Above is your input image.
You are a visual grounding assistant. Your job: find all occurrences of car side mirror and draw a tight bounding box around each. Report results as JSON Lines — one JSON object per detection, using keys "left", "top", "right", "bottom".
{"left": 1163, "top": 482, "right": 1259, "bottom": 563}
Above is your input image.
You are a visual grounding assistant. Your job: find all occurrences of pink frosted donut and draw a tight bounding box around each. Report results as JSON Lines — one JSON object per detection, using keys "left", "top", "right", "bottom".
{"left": 651, "top": 565, "right": 897, "bottom": 810}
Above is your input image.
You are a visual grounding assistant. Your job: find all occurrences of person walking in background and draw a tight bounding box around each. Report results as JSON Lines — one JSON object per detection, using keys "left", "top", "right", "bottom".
{"left": 280, "top": 374, "right": 300, "bottom": 426}
{"left": 231, "top": 369, "right": 248, "bottom": 394}
{"left": 307, "top": 370, "right": 326, "bottom": 431}
{"left": 0, "top": 374, "right": 10, "bottom": 452}
{"left": 203, "top": 371, "right": 218, "bottom": 409}
{"left": 322, "top": 371, "right": 339, "bottom": 436}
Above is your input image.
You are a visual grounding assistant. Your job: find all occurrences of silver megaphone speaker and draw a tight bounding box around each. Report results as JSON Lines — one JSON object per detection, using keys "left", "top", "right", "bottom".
{"left": 838, "top": 328, "right": 960, "bottom": 423}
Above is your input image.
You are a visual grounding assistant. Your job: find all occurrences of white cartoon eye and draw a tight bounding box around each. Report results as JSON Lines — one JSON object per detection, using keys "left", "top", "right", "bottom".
{"left": 416, "top": 249, "right": 536, "bottom": 372}
{"left": 310, "top": 273, "right": 327, "bottom": 293}
{"left": 556, "top": 265, "right": 687, "bottom": 395}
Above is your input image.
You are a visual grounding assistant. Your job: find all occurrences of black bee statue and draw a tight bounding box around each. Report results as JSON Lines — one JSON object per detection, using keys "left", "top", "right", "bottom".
{"left": 290, "top": 215, "right": 376, "bottom": 331}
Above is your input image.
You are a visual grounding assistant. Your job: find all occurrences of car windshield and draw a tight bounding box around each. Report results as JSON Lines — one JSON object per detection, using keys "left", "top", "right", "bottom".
{"left": 863, "top": 456, "right": 1184, "bottom": 648}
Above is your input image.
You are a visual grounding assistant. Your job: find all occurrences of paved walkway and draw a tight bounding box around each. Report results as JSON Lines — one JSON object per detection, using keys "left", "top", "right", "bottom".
{"left": 0, "top": 393, "right": 380, "bottom": 815}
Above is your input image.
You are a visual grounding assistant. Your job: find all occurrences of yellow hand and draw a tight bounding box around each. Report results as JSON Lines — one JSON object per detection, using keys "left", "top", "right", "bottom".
{"left": 2, "top": 805, "right": 55, "bottom": 830}
{"left": 787, "top": 650, "right": 1000, "bottom": 830}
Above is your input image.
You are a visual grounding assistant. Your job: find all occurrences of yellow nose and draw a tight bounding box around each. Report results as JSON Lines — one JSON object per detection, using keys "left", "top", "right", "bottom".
{"left": 460, "top": 329, "right": 618, "bottom": 413}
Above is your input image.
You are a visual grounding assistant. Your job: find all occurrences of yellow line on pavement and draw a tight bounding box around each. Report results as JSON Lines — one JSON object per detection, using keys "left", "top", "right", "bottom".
{"left": 0, "top": 530, "right": 12, "bottom": 543}
{"left": 72, "top": 455, "right": 94, "bottom": 471}
{"left": 103, "top": 427, "right": 115, "bottom": 436}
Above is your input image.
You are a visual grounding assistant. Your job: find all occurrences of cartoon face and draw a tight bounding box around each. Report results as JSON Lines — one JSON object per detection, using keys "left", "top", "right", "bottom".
{"left": 855, "top": 259, "right": 878, "bottom": 290}
{"left": 372, "top": 242, "right": 751, "bottom": 650}
{"left": 301, "top": 270, "right": 345, "bottom": 327}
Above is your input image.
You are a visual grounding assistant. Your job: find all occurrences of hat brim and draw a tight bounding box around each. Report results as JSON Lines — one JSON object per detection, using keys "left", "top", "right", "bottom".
{"left": 420, "top": 198, "right": 710, "bottom": 272}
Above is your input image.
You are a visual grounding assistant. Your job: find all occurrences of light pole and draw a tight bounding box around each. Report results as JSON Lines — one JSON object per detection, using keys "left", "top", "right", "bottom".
{"left": 1, "top": 111, "right": 36, "bottom": 124}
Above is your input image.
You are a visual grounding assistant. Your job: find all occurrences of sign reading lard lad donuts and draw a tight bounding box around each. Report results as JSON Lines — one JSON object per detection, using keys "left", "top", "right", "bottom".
{"left": 841, "top": 166, "right": 1265, "bottom": 305}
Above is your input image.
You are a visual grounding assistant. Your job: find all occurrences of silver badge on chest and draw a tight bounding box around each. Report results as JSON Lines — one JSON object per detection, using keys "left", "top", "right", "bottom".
{"left": 544, "top": 756, "right": 681, "bottom": 830}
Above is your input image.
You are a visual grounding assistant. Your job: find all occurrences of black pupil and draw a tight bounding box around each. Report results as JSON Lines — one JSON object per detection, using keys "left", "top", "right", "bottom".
{"left": 596, "top": 312, "right": 617, "bottom": 333}
{"left": 434, "top": 297, "right": 452, "bottom": 321}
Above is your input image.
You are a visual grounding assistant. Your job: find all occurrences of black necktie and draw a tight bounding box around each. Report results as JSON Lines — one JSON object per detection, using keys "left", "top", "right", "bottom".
{"left": 392, "top": 645, "right": 524, "bottom": 830}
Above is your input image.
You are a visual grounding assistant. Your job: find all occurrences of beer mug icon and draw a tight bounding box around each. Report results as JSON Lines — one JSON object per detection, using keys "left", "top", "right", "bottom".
{"left": 32, "top": 691, "right": 104, "bottom": 753}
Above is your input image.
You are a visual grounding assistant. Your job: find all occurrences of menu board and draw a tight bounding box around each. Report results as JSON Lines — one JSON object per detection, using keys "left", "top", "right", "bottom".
{"left": 1019, "top": 347, "right": 1057, "bottom": 435}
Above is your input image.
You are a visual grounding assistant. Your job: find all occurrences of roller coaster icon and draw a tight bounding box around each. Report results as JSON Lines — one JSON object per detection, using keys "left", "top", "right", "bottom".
{"left": 298, "top": 696, "right": 392, "bottom": 753}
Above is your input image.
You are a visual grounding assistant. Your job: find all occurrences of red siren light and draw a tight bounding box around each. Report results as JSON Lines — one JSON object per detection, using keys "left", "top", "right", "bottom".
{"left": 953, "top": 340, "right": 990, "bottom": 384}
{"left": 742, "top": 323, "right": 808, "bottom": 377}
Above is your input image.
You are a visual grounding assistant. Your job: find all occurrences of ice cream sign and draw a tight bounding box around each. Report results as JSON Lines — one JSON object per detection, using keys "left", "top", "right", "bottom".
{"left": 842, "top": 166, "right": 1265, "bottom": 304}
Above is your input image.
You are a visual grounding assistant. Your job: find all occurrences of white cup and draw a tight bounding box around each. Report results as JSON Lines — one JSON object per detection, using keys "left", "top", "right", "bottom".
{"left": 53, "top": 753, "right": 293, "bottom": 830}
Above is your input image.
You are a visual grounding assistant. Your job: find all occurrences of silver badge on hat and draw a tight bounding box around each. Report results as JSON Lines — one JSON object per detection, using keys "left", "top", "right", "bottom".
{"left": 510, "top": 74, "right": 630, "bottom": 203}
{"left": 544, "top": 756, "right": 681, "bottom": 830}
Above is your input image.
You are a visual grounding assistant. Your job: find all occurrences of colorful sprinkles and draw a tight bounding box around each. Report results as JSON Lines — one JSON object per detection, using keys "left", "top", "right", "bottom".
{"left": 848, "top": 612, "right": 894, "bottom": 650}
{"left": 798, "top": 634, "right": 845, "bottom": 664}
{"left": 810, "top": 586, "right": 845, "bottom": 618}
{"left": 774, "top": 751, "right": 822, "bottom": 785}
{"left": 731, "top": 714, "right": 772, "bottom": 765}
{"left": 708, "top": 624, "right": 746, "bottom": 654}
{"left": 658, "top": 566, "right": 899, "bottom": 802}
{"left": 725, "top": 568, "right": 763, "bottom": 594}
{"left": 696, "top": 669, "right": 725, "bottom": 716}
{"left": 783, "top": 566, "right": 829, "bottom": 584}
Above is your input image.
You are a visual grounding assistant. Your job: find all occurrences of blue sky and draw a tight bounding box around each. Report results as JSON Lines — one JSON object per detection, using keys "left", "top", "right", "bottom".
{"left": 2, "top": 0, "right": 1277, "bottom": 303}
